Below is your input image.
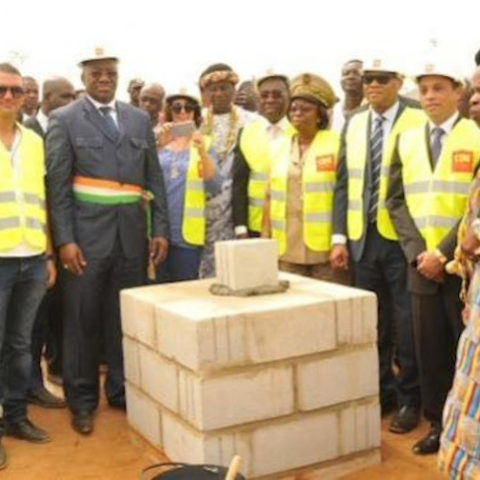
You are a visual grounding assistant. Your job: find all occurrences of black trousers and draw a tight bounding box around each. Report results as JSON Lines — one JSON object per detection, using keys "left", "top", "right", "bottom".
{"left": 411, "top": 275, "right": 464, "bottom": 426}
{"left": 62, "top": 241, "right": 145, "bottom": 414}
{"left": 353, "top": 223, "right": 420, "bottom": 408}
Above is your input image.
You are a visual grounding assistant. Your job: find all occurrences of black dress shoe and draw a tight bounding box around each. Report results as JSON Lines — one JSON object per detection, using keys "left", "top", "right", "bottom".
{"left": 389, "top": 405, "right": 420, "bottom": 434}
{"left": 108, "top": 399, "right": 126, "bottom": 411}
{"left": 412, "top": 427, "right": 441, "bottom": 455}
{"left": 28, "top": 386, "right": 66, "bottom": 409}
{"left": 5, "top": 419, "right": 50, "bottom": 443}
{"left": 71, "top": 411, "right": 94, "bottom": 435}
{"left": 381, "top": 397, "right": 398, "bottom": 416}
{"left": 0, "top": 439, "right": 6, "bottom": 470}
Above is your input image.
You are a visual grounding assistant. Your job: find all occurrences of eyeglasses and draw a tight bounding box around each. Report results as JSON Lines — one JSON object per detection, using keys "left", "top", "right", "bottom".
{"left": 171, "top": 103, "right": 195, "bottom": 114}
{"left": 0, "top": 85, "right": 24, "bottom": 98}
{"left": 362, "top": 75, "right": 395, "bottom": 85}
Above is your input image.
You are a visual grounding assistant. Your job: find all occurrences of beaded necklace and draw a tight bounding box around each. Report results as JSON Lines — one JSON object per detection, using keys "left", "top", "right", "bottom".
{"left": 202, "top": 106, "right": 239, "bottom": 162}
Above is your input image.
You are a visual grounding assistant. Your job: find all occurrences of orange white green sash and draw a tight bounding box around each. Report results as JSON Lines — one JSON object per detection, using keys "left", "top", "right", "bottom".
{"left": 73, "top": 176, "right": 143, "bottom": 205}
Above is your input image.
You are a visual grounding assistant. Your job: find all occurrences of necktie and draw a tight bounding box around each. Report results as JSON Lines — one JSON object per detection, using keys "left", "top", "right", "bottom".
{"left": 368, "top": 115, "right": 385, "bottom": 223}
{"left": 99, "top": 106, "right": 118, "bottom": 138}
{"left": 430, "top": 127, "right": 445, "bottom": 168}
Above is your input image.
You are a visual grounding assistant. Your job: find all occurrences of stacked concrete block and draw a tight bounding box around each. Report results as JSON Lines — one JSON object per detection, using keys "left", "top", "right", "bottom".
{"left": 215, "top": 239, "right": 278, "bottom": 290}
{"left": 121, "top": 267, "right": 380, "bottom": 478}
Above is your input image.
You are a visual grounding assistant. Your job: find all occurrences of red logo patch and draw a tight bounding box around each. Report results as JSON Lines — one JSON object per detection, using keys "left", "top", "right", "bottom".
{"left": 315, "top": 155, "right": 336, "bottom": 172}
{"left": 452, "top": 150, "right": 474, "bottom": 173}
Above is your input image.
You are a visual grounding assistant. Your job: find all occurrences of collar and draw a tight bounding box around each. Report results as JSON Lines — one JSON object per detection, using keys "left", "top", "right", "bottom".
{"left": 428, "top": 111, "right": 459, "bottom": 136}
{"left": 36, "top": 109, "right": 49, "bottom": 133}
{"left": 86, "top": 94, "right": 116, "bottom": 111}
{"left": 370, "top": 101, "right": 400, "bottom": 125}
{"left": 260, "top": 115, "right": 289, "bottom": 132}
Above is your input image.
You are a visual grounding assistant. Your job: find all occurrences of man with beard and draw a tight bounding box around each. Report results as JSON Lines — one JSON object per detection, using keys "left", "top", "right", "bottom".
{"left": 232, "top": 71, "right": 294, "bottom": 238}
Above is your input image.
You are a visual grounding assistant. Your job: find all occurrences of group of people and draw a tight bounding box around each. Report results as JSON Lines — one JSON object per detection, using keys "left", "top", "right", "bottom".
{"left": 1, "top": 45, "right": 480, "bottom": 478}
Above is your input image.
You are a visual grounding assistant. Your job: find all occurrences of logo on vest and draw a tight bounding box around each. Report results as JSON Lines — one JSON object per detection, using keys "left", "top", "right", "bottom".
{"left": 452, "top": 150, "right": 473, "bottom": 173}
{"left": 315, "top": 155, "right": 336, "bottom": 172}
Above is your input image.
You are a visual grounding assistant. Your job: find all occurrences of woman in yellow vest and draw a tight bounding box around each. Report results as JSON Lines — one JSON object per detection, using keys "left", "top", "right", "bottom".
{"left": 155, "top": 89, "right": 219, "bottom": 282}
{"left": 262, "top": 73, "right": 349, "bottom": 283}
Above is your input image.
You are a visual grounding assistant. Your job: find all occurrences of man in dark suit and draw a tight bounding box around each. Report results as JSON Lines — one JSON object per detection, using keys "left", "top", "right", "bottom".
{"left": 24, "top": 77, "right": 75, "bottom": 409}
{"left": 331, "top": 59, "right": 424, "bottom": 435}
{"left": 46, "top": 48, "right": 169, "bottom": 434}
{"left": 387, "top": 61, "right": 480, "bottom": 454}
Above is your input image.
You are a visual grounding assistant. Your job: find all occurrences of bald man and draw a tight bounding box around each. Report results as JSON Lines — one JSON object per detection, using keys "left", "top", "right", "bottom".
{"left": 139, "top": 83, "right": 165, "bottom": 128}
{"left": 24, "top": 76, "right": 75, "bottom": 410}
{"left": 24, "top": 77, "right": 75, "bottom": 137}
{"left": 470, "top": 66, "right": 480, "bottom": 127}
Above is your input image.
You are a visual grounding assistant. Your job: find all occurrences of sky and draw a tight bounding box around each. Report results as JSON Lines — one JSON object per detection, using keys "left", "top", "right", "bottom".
{"left": 1, "top": 0, "right": 478, "bottom": 101}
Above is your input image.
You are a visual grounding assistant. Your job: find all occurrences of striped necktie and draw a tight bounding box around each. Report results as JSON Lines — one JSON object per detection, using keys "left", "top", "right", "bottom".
{"left": 99, "top": 106, "right": 118, "bottom": 138}
{"left": 368, "top": 115, "right": 385, "bottom": 223}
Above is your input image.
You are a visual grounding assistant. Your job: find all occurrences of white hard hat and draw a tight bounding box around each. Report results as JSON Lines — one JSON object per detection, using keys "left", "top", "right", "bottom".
{"left": 166, "top": 86, "right": 200, "bottom": 105}
{"left": 363, "top": 58, "right": 404, "bottom": 77}
{"left": 78, "top": 46, "right": 119, "bottom": 67}
{"left": 415, "top": 60, "right": 463, "bottom": 85}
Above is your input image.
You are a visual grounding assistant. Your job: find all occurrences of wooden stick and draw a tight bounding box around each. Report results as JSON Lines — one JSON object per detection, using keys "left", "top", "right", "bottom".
{"left": 225, "top": 455, "right": 241, "bottom": 480}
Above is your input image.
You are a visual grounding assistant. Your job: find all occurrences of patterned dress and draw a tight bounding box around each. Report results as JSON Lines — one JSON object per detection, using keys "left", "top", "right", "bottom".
{"left": 439, "top": 176, "right": 480, "bottom": 479}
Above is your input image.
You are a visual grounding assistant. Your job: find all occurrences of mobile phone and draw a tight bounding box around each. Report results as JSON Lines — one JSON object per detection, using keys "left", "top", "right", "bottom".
{"left": 170, "top": 121, "right": 196, "bottom": 139}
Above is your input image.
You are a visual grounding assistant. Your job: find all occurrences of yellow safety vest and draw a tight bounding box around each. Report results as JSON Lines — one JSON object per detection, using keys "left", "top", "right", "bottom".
{"left": 239, "top": 119, "right": 296, "bottom": 232}
{"left": 182, "top": 137, "right": 212, "bottom": 246}
{"left": 346, "top": 106, "right": 426, "bottom": 241}
{"left": 399, "top": 118, "right": 480, "bottom": 250}
{"left": 270, "top": 130, "right": 340, "bottom": 256}
{"left": 0, "top": 124, "right": 46, "bottom": 252}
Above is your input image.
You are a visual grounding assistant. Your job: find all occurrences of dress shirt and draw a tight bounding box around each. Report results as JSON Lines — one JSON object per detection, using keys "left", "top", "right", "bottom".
{"left": 36, "top": 109, "right": 49, "bottom": 134}
{"left": 86, "top": 95, "right": 118, "bottom": 127}
{"left": 428, "top": 111, "right": 459, "bottom": 147}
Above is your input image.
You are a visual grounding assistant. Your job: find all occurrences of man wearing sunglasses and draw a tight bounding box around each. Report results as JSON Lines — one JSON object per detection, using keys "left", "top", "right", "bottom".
{"left": 45, "top": 47, "right": 169, "bottom": 436}
{"left": 387, "top": 62, "right": 480, "bottom": 455}
{"left": 0, "top": 62, "right": 57, "bottom": 469}
{"left": 331, "top": 59, "right": 425, "bottom": 437}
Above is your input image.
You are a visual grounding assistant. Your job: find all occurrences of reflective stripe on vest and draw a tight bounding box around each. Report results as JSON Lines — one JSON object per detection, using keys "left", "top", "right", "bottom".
{"left": 270, "top": 130, "right": 340, "bottom": 256}
{"left": 399, "top": 117, "right": 480, "bottom": 250}
{"left": 240, "top": 119, "right": 295, "bottom": 232}
{"left": 182, "top": 137, "right": 211, "bottom": 246}
{"left": 345, "top": 106, "right": 426, "bottom": 241}
{"left": 0, "top": 125, "right": 47, "bottom": 252}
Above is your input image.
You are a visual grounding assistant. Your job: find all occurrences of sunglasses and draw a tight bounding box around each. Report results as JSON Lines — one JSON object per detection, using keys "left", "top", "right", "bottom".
{"left": 362, "top": 74, "right": 395, "bottom": 85}
{"left": 0, "top": 85, "right": 24, "bottom": 98}
{"left": 171, "top": 103, "right": 195, "bottom": 114}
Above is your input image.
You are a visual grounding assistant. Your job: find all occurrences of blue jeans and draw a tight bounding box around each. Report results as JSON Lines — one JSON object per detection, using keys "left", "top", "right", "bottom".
{"left": 0, "top": 256, "right": 46, "bottom": 426}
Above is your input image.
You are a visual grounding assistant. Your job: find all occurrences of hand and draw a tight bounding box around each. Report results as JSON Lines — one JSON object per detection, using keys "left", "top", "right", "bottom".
{"left": 192, "top": 132, "right": 206, "bottom": 157}
{"left": 416, "top": 251, "right": 444, "bottom": 281}
{"left": 150, "top": 236, "right": 168, "bottom": 265}
{"left": 59, "top": 242, "right": 87, "bottom": 276}
{"left": 461, "top": 227, "right": 480, "bottom": 258}
{"left": 46, "top": 259, "right": 57, "bottom": 288}
{"left": 154, "top": 122, "right": 173, "bottom": 149}
{"left": 330, "top": 244, "right": 349, "bottom": 270}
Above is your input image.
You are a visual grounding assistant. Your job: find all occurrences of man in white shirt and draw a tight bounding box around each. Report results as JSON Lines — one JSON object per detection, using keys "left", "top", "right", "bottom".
{"left": 232, "top": 72, "right": 293, "bottom": 238}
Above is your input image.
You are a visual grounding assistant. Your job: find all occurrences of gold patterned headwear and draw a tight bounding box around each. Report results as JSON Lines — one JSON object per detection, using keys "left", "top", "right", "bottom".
{"left": 289, "top": 73, "right": 336, "bottom": 109}
{"left": 199, "top": 70, "right": 239, "bottom": 89}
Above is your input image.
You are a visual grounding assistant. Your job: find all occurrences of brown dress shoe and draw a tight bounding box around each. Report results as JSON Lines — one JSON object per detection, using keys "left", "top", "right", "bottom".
{"left": 71, "top": 411, "right": 94, "bottom": 435}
